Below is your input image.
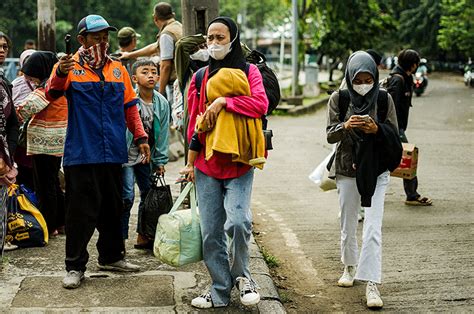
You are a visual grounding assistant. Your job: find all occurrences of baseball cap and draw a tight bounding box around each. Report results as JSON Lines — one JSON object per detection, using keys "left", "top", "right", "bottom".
{"left": 77, "top": 15, "right": 117, "bottom": 35}
{"left": 117, "top": 27, "right": 141, "bottom": 39}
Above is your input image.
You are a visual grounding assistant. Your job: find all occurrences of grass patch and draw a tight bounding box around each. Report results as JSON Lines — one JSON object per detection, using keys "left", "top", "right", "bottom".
{"left": 261, "top": 247, "right": 279, "bottom": 268}
{"left": 279, "top": 291, "right": 292, "bottom": 303}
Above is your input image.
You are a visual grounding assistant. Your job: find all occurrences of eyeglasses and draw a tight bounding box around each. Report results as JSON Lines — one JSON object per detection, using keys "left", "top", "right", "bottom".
{"left": 0, "top": 44, "right": 8, "bottom": 51}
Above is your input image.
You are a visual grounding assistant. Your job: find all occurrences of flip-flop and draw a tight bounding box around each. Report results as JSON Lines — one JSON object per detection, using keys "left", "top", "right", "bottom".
{"left": 405, "top": 196, "right": 433, "bottom": 206}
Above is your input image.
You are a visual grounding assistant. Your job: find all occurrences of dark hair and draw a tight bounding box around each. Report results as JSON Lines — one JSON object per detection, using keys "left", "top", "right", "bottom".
{"left": 132, "top": 59, "right": 158, "bottom": 75}
{"left": 154, "top": 2, "right": 174, "bottom": 20}
{"left": 0, "top": 31, "right": 12, "bottom": 48}
{"left": 24, "top": 39, "right": 35, "bottom": 46}
{"left": 366, "top": 49, "right": 382, "bottom": 66}
{"left": 397, "top": 49, "right": 420, "bottom": 71}
{"left": 118, "top": 37, "right": 133, "bottom": 48}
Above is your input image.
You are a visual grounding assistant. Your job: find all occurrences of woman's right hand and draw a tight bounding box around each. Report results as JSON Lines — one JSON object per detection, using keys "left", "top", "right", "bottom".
{"left": 0, "top": 158, "right": 10, "bottom": 177}
{"left": 179, "top": 163, "right": 195, "bottom": 182}
{"left": 344, "top": 115, "right": 365, "bottom": 130}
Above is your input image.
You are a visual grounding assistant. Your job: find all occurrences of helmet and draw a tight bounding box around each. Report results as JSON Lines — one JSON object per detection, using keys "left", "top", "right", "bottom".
{"left": 420, "top": 58, "right": 427, "bottom": 64}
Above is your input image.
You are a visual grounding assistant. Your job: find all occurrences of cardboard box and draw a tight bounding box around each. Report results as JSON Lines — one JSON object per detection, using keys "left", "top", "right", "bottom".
{"left": 390, "top": 143, "right": 418, "bottom": 179}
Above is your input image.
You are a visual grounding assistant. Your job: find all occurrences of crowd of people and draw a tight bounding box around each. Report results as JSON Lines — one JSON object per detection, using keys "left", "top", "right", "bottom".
{"left": 0, "top": 1, "right": 433, "bottom": 310}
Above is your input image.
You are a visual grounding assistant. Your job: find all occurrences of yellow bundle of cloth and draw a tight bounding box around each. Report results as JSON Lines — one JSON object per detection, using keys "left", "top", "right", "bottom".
{"left": 195, "top": 68, "right": 266, "bottom": 169}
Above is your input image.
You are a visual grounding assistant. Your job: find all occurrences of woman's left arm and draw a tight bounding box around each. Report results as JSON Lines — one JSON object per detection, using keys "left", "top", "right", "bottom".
{"left": 224, "top": 64, "right": 269, "bottom": 118}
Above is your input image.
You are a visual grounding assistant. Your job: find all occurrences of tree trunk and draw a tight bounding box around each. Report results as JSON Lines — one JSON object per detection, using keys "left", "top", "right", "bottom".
{"left": 181, "top": 0, "right": 219, "bottom": 36}
{"left": 37, "top": 0, "right": 56, "bottom": 52}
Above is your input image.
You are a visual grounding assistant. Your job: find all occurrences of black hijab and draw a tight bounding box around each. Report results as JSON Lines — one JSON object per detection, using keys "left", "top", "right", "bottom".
{"left": 21, "top": 51, "right": 58, "bottom": 85}
{"left": 207, "top": 17, "right": 246, "bottom": 77}
{"left": 345, "top": 51, "right": 379, "bottom": 115}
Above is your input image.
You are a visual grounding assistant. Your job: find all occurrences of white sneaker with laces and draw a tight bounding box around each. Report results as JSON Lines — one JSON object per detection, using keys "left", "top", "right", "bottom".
{"left": 191, "top": 291, "right": 213, "bottom": 309}
{"left": 337, "top": 265, "right": 356, "bottom": 287}
{"left": 236, "top": 276, "right": 260, "bottom": 306}
{"left": 366, "top": 281, "right": 383, "bottom": 308}
{"left": 62, "top": 270, "right": 85, "bottom": 289}
{"left": 98, "top": 259, "right": 140, "bottom": 272}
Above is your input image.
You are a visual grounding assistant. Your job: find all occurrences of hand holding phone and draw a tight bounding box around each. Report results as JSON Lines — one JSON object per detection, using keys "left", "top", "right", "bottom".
{"left": 355, "top": 114, "right": 371, "bottom": 122}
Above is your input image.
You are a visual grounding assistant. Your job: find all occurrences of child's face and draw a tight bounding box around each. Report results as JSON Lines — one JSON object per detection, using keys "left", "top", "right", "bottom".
{"left": 133, "top": 65, "right": 159, "bottom": 89}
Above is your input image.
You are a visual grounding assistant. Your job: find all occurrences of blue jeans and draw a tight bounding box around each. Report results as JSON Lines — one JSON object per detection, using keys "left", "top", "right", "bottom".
{"left": 195, "top": 168, "right": 254, "bottom": 306}
{"left": 121, "top": 163, "right": 151, "bottom": 239}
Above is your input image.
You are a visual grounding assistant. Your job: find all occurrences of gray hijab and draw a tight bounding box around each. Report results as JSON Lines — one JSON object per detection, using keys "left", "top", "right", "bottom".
{"left": 344, "top": 51, "right": 379, "bottom": 115}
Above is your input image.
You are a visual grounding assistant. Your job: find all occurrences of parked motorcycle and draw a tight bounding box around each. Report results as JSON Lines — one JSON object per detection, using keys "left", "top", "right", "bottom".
{"left": 413, "top": 72, "right": 427, "bottom": 96}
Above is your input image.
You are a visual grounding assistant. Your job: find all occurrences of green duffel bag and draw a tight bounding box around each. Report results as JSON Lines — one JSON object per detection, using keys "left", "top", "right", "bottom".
{"left": 154, "top": 182, "right": 202, "bottom": 267}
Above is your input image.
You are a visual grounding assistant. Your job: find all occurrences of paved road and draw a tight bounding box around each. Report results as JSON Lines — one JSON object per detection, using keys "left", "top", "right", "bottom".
{"left": 252, "top": 73, "right": 474, "bottom": 311}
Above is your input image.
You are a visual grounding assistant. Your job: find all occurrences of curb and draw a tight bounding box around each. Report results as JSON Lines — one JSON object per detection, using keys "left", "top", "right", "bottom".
{"left": 286, "top": 95, "right": 330, "bottom": 116}
{"left": 249, "top": 235, "right": 286, "bottom": 313}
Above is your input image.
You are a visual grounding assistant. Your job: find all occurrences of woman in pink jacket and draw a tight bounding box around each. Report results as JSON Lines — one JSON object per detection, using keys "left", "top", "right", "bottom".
{"left": 181, "top": 17, "right": 268, "bottom": 309}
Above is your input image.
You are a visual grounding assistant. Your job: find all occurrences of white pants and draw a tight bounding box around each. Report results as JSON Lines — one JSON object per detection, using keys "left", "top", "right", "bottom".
{"left": 336, "top": 171, "right": 390, "bottom": 284}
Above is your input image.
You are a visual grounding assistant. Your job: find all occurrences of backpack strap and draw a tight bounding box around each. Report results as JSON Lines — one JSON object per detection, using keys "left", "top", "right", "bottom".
{"left": 195, "top": 66, "right": 208, "bottom": 99}
{"left": 376, "top": 90, "right": 388, "bottom": 122}
{"left": 338, "top": 89, "right": 350, "bottom": 122}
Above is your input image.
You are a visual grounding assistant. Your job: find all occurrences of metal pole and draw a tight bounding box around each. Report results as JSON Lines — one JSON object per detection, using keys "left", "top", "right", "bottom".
{"left": 291, "top": 0, "right": 298, "bottom": 96}
{"left": 37, "top": 0, "right": 56, "bottom": 52}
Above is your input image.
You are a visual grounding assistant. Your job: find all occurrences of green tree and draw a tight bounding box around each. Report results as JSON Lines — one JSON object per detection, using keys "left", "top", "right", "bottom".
{"left": 398, "top": 0, "right": 442, "bottom": 59}
{"left": 437, "top": 0, "right": 474, "bottom": 59}
{"left": 317, "top": 0, "right": 396, "bottom": 80}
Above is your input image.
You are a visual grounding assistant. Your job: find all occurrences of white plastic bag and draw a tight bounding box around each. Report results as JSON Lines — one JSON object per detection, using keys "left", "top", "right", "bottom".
{"left": 309, "top": 147, "right": 337, "bottom": 191}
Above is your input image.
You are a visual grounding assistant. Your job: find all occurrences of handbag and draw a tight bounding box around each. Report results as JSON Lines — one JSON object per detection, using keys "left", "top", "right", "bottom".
{"left": 6, "top": 184, "right": 48, "bottom": 248}
{"left": 142, "top": 174, "right": 172, "bottom": 240}
{"left": 309, "top": 146, "right": 337, "bottom": 191}
{"left": 153, "top": 181, "right": 202, "bottom": 267}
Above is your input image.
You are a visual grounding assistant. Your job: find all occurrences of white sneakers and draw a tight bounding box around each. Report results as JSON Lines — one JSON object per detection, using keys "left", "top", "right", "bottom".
{"left": 191, "top": 291, "right": 214, "bottom": 309}
{"left": 366, "top": 281, "right": 383, "bottom": 308}
{"left": 236, "top": 276, "right": 260, "bottom": 306}
{"left": 337, "top": 267, "right": 383, "bottom": 308}
{"left": 62, "top": 270, "right": 85, "bottom": 289}
{"left": 97, "top": 259, "right": 140, "bottom": 272}
{"left": 191, "top": 277, "right": 260, "bottom": 309}
{"left": 337, "top": 265, "right": 356, "bottom": 287}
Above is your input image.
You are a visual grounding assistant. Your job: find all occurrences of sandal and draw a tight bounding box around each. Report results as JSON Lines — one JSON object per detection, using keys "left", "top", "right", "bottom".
{"left": 405, "top": 196, "right": 433, "bottom": 206}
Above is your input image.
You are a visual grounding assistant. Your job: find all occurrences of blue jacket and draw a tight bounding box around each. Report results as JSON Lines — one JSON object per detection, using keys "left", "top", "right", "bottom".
{"left": 46, "top": 54, "right": 147, "bottom": 166}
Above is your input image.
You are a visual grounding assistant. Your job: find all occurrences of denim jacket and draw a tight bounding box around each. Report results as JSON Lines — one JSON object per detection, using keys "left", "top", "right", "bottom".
{"left": 126, "top": 90, "right": 170, "bottom": 170}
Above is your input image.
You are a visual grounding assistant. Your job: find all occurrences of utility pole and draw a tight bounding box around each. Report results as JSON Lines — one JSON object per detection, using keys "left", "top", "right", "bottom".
{"left": 291, "top": 0, "right": 298, "bottom": 96}
{"left": 37, "top": 0, "right": 56, "bottom": 52}
{"left": 181, "top": 0, "right": 219, "bottom": 36}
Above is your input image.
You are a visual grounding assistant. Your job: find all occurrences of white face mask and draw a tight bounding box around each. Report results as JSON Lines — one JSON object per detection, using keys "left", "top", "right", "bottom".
{"left": 353, "top": 83, "right": 374, "bottom": 96}
{"left": 190, "top": 49, "right": 209, "bottom": 62}
{"left": 207, "top": 41, "right": 232, "bottom": 61}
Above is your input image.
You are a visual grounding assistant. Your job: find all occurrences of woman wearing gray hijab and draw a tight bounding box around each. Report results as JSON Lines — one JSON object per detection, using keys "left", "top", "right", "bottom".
{"left": 326, "top": 51, "right": 402, "bottom": 308}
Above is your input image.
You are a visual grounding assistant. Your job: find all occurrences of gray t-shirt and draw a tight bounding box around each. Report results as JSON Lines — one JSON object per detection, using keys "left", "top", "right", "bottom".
{"left": 159, "top": 33, "right": 175, "bottom": 61}
{"left": 125, "top": 100, "right": 154, "bottom": 165}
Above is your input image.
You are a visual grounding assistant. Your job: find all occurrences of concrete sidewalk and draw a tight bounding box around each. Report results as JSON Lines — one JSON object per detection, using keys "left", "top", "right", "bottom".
{"left": 0, "top": 158, "right": 285, "bottom": 313}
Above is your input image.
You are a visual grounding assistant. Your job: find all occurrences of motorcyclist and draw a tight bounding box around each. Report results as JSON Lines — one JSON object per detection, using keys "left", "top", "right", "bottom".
{"left": 416, "top": 58, "right": 428, "bottom": 88}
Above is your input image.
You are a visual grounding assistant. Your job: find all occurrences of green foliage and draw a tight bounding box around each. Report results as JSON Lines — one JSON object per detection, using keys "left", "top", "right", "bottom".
{"left": 437, "top": 0, "right": 474, "bottom": 58}
{"left": 220, "top": 0, "right": 289, "bottom": 48}
{"left": 261, "top": 247, "right": 280, "bottom": 268}
{"left": 398, "top": 0, "right": 442, "bottom": 59}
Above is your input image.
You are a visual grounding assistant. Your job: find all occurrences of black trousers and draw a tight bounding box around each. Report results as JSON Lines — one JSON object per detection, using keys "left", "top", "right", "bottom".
{"left": 64, "top": 164, "right": 124, "bottom": 272}
{"left": 32, "top": 154, "right": 65, "bottom": 233}
{"left": 400, "top": 130, "right": 420, "bottom": 201}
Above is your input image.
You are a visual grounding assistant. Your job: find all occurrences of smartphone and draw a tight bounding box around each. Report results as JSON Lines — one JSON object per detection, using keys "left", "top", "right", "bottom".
{"left": 64, "top": 34, "right": 71, "bottom": 55}
{"left": 357, "top": 114, "right": 371, "bottom": 122}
